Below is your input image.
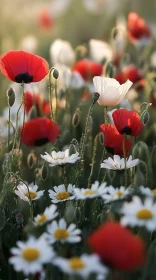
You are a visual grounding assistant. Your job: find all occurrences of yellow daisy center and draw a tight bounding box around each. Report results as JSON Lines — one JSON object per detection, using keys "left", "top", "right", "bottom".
{"left": 115, "top": 191, "right": 123, "bottom": 197}
{"left": 22, "top": 248, "right": 40, "bottom": 262}
{"left": 37, "top": 214, "right": 47, "bottom": 224}
{"left": 152, "top": 189, "right": 156, "bottom": 195}
{"left": 84, "top": 190, "right": 96, "bottom": 196}
{"left": 69, "top": 257, "right": 85, "bottom": 270}
{"left": 53, "top": 156, "right": 65, "bottom": 160}
{"left": 56, "top": 192, "right": 70, "bottom": 200}
{"left": 24, "top": 191, "right": 37, "bottom": 199}
{"left": 136, "top": 209, "right": 153, "bottom": 220}
{"left": 54, "top": 229, "right": 69, "bottom": 239}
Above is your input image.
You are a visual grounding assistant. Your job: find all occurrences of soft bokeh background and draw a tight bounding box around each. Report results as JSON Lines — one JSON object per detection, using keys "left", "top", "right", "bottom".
{"left": 0, "top": 0, "right": 156, "bottom": 111}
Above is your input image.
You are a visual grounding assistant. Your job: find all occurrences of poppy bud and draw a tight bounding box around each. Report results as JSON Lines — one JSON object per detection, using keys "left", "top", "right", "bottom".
{"left": 72, "top": 109, "right": 81, "bottom": 127}
{"left": 28, "top": 106, "right": 37, "bottom": 120}
{"left": 41, "top": 164, "right": 49, "bottom": 181}
{"left": 98, "top": 132, "right": 104, "bottom": 145}
{"left": 105, "top": 62, "right": 115, "bottom": 78}
{"left": 111, "top": 27, "right": 119, "bottom": 39}
{"left": 134, "top": 166, "right": 145, "bottom": 186}
{"left": 138, "top": 141, "right": 149, "bottom": 163}
{"left": 7, "top": 88, "right": 16, "bottom": 107}
{"left": 141, "top": 111, "right": 150, "bottom": 125}
{"left": 132, "top": 143, "right": 140, "bottom": 159}
{"left": 53, "top": 68, "right": 59, "bottom": 79}
{"left": 93, "top": 92, "right": 100, "bottom": 103}
{"left": 27, "top": 151, "right": 37, "bottom": 169}
{"left": 69, "top": 144, "right": 77, "bottom": 156}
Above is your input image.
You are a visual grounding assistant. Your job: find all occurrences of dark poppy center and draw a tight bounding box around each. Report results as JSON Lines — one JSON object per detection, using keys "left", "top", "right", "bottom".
{"left": 120, "top": 126, "right": 132, "bottom": 135}
{"left": 15, "top": 72, "right": 33, "bottom": 83}
{"left": 34, "top": 138, "right": 49, "bottom": 146}
{"left": 105, "top": 146, "right": 114, "bottom": 155}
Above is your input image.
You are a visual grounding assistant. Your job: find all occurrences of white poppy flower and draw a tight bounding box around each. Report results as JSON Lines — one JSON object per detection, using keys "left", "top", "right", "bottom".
{"left": 101, "top": 155, "right": 139, "bottom": 170}
{"left": 120, "top": 196, "right": 156, "bottom": 231}
{"left": 44, "top": 218, "right": 81, "bottom": 244}
{"left": 48, "top": 184, "right": 75, "bottom": 203}
{"left": 34, "top": 205, "right": 58, "bottom": 226}
{"left": 139, "top": 186, "right": 156, "bottom": 196}
{"left": 74, "top": 181, "right": 107, "bottom": 200}
{"left": 9, "top": 236, "right": 55, "bottom": 275}
{"left": 93, "top": 76, "right": 133, "bottom": 106}
{"left": 89, "top": 39, "right": 113, "bottom": 63}
{"left": 50, "top": 39, "right": 75, "bottom": 66}
{"left": 102, "top": 186, "right": 131, "bottom": 203}
{"left": 53, "top": 254, "right": 108, "bottom": 278}
{"left": 15, "top": 182, "right": 44, "bottom": 204}
{"left": 41, "top": 149, "right": 80, "bottom": 166}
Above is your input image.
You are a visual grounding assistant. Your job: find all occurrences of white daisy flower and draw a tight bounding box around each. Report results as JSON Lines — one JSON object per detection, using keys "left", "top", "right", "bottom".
{"left": 34, "top": 205, "right": 58, "bottom": 226}
{"left": 102, "top": 186, "right": 130, "bottom": 203}
{"left": 120, "top": 196, "right": 156, "bottom": 231}
{"left": 101, "top": 155, "right": 139, "bottom": 170}
{"left": 48, "top": 184, "right": 75, "bottom": 203}
{"left": 93, "top": 76, "right": 133, "bottom": 107}
{"left": 44, "top": 218, "right": 81, "bottom": 244}
{"left": 9, "top": 236, "right": 55, "bottom": 275}
{"left": 15, "top": 182, "right": 44, "bottom": 204}
{"left": 74, "top": 181, "right": 107, "bottom": 200}
{"left": 139, "top": 186, "right": 156, "bottom": 196}
{"left": 41, "top": 149, "right": 80, "bottom": 167}
{"left": 53, "top": 254, "right": 108, "bottom": 278}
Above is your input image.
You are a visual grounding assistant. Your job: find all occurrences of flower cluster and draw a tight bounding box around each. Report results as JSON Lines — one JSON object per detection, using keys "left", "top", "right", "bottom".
{"left": 0, "top": 8, "right": 155, "bottom": 280}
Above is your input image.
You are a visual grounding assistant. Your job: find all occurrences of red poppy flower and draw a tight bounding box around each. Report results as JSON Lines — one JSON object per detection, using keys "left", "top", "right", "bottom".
{"left": 0, "top": 50, "right": 49, "bottom": 83}
{"left": 115, "top": 65, "right": 142, "bottom": 85}
{"left": 127, "top": 12, "right": 151, "bottom": 43}
{"left": 87, "top": 221, "right": 146, "bottom": 271}
{"left": 100, "top": 124, "right": 131, "bottom": 157}
{"left": 112, "top": 109, "right": 144, "bottom": 136}
{"left": 38, "top": 9, "right": 54, "bottom": 30}
{"left": 24, "top": 91, "right": 50, "bottom": 116}
{"left": 73, "top": 59, "right": 103, "bottom": 81}
{"left": 21, "top": 118, "right": 60, "bottom": 146}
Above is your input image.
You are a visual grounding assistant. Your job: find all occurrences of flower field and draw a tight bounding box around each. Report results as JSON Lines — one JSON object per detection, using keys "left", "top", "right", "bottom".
{"left": 0, "top": 1, "right": 156, "bottom": 280}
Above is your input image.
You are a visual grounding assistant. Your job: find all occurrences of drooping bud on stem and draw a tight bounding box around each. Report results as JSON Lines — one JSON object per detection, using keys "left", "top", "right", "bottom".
{"left": 53, "top": 68, "right": 59, "bottom": 79}
{"left": 7, "top": 88, "right": 16, "bottom": 107}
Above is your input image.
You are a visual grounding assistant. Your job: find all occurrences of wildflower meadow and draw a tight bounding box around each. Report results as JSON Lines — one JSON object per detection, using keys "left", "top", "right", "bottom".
{"left": 0, "top": 0, "right": 156, "bottom": 279}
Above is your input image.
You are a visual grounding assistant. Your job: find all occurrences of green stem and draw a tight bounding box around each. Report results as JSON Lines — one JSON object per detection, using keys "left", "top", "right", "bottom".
{"left": 16, "top": 176, "right": 34, "bottom": 220}
{"left": 79, "top": 101, "right": 95, "bottom": 178}
{"left": 54, "top": 79, "right": 57, "bottom": 121}
{"left": 97, "top": 147, "right": 106, "bottom": 181}
{"left": 12, "top": 82, "right": 24, "bottom": 151}
{"left": 123, "top": 135, "right": 127, "bottom": 187}
{"left": 19, "top": 82, "right": 25, "bottom": 148}
{"left": 63, "top": 165, "right": 68, "bottom": 188}
{"left": 48, "top": 67, "right": 54, "bottom": 120}
{"left": 104, "top": 106, "right": 108, "bottom": 123}
{"left": 88, "top": 134, "right": 98, "bottom": 187}
{"left": 8, "top": 106, "right": 11, "bottom": 151}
